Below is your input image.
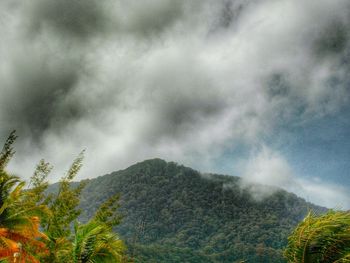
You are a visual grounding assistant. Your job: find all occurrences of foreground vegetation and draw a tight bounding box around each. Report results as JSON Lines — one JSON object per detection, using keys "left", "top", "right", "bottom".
{"left": 285, "top": 210, "right": 350, "bottom": 263}
{"left": 0, "top": 132, "right": 125, "bottom": 262}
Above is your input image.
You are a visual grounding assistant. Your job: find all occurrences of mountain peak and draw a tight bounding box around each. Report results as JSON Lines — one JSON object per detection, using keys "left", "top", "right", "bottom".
{"left": 77, "top": 159, "right": 324, "bottom": 262}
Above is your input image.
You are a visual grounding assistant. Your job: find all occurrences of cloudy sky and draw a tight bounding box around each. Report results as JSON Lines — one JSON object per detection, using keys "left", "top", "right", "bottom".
{"left": 1, "top": 0, "right": 349, "bottom": 208}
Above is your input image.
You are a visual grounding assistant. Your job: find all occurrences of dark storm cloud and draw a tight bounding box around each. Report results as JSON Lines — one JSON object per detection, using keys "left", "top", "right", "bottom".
{"left": 146, "top": 92, "right": 226, "bottom": 142}
{"left": 0, "top": 0, "right": 349, "bottom": 207}
{"left": 266, "top": 73, "right": 290, "bottom": 98}
{"left": 26, "top": 0, "right": 111, "bottom": 39}
{"left": 313, "top": 20, "right": 349, "bottom": 58}
{"left": 1, "top": 55, "right": 81, "bottom": 139}
{"left": 211, "top": 0, "right": 255, "bottom": 32}
{"left": 0, "top": 0, "right": 115, "bottom": 141}
{"left": 118, "top": 0, "right": 185, "bottom": 37}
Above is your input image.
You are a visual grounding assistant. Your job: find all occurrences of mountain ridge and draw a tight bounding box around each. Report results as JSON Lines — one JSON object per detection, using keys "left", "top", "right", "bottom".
{"left": 52, "top": 158, "right": 325, "bottom": 262}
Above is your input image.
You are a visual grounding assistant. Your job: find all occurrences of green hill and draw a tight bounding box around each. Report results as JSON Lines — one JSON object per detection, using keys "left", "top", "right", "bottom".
{"left": 72, "top": 159, "right": 324, "bottom": 262}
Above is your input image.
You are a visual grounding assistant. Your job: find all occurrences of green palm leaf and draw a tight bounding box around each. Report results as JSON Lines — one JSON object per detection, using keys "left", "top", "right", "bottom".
{"left": 72, "top": 220, "right": 125, "bottom": 263}
{"left": 284, "top": 210, "right": 350, "bottom": 263}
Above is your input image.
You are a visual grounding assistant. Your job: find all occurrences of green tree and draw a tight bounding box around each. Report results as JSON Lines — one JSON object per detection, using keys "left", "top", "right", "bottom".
{"left": 0, "top": 132, "right": 125, "bottom": 262}
{"left": 43, "top": 151, "right": 86, "bottom": 238}
{"left": 70, "top": 193, "right": 126, "bottom": 262}
{"left": 39, "top": 151, "right": 89, "bottom": 262}
{"left": 72, "top": 220, "right": 125, "bottom": 263}
{"left": 0, "top": 132, "right": 48, "bottom": 263}
{"left": 284, "top": 210, "right": 350, "bottom": 262}
{"left": 93, "top": 194, "right": 122, "bottom": 227}
{"left": 33, "top": 151, "right": 126, "bottom": 263}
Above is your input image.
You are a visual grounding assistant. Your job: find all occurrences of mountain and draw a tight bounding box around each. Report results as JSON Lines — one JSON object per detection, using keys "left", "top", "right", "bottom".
{"left": 73, "top": 159, "right": 324, "bottom": 262}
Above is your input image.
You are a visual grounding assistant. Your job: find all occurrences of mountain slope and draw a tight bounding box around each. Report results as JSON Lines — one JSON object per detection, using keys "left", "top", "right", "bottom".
{"left": 76, "top": 159, "right": 324, "bottom": 262}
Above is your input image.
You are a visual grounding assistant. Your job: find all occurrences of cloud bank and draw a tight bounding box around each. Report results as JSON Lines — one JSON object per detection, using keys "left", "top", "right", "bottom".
{"left": 0, "top": 0, "right": 349, "bottom": 208}
{"left": 241, "top": 146, "right": 350, "bottom": 209}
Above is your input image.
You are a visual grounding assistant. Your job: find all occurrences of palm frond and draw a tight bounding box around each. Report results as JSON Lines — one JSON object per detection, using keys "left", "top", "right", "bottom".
{"left": 73, "top": 220, "right": 125, "bottom": 263}
{"left": 284, "top": 210, "right": 350, "bottom": 263}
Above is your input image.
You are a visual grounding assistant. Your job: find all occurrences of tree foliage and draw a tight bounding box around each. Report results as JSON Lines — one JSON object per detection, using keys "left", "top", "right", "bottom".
{"left": 0, "top": 132, "right": 125, "bottom": 263}
{"left": 284, "top": 210, "right": 350, "bottom": 263}
{"left": 43, "top": 151, "right": 86, "bottom": 238}
{"left": 0, "top": 131, "right": 17, "bottom": 171}
{"left": 72, "top": 220, "right": 125, "bottom": 263}
{"left": 0, "top": 133, "right": 48, "bottom": 262}
{"left": 76, "top": 159, "right": 324, "bottom": 262}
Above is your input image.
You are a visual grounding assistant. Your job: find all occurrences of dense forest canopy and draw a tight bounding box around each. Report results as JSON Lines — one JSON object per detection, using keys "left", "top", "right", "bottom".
{"left": 69, "top": 159, "right": 325, "bottom": 262}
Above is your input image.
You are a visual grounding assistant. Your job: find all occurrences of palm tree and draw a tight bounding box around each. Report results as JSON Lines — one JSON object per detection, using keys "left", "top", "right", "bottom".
{"left": 0, "top": 132, "right": 126, "bottom": 262}
{"left": 72, "top": 220, "right": 125, "bottom": 263}
{"left": 0, "top": 171, "right": 48, "bottom": 263}
{"left": 284, "top": 210, "right": 350, "bottom": 263}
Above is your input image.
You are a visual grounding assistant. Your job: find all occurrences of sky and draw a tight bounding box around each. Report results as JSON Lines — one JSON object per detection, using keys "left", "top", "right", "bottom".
{"left": 0, "top": 0, "right": 349, "bottom": 209}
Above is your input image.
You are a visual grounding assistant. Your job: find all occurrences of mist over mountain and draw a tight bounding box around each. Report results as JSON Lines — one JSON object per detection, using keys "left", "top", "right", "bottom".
{"left": 61, "top": 159, "right": 325, "bottom": 262}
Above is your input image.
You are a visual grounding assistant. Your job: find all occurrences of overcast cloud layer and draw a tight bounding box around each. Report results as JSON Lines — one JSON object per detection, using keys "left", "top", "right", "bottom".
{"left": 1, "top": 0, "right": 349, "bottom": 208}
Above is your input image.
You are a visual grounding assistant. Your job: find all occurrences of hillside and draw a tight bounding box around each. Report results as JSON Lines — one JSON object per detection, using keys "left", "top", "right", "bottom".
{"left": 74, "top": 159, "right": 324, "bottom": 262}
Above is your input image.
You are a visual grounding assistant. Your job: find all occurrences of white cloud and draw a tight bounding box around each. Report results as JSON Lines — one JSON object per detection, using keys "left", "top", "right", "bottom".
{"left": 0, "top": 0, "right": 349, "bottom": 210}
{"left": 241, "top": 146, "right": 350, "bottom": 209}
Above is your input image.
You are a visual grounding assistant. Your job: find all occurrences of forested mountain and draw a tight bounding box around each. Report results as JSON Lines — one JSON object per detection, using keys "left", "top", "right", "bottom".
{"left": 68, "top": 159, "right": 324, "bottom": 262}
